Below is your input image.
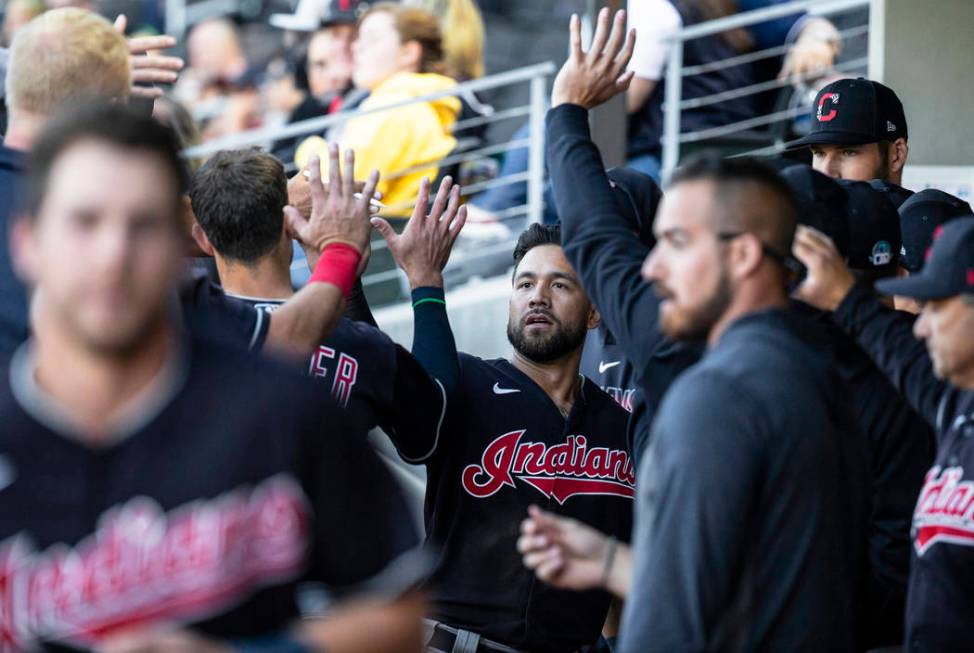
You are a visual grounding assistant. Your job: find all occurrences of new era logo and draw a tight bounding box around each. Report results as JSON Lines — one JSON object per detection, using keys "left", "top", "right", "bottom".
{"left": 887, "top": 120, "right": 897, "bottom": 132}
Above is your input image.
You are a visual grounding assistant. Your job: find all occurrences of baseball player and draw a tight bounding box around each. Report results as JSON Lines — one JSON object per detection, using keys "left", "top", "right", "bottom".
{"left": 188, "top": 148, "right": 462, "bottom": 438}
{"left": 794, "top": 217, "right": 974, "bottom": 652}
{"left": 0, "top": 103, "right": 423, "bottom": 653}
{"left": 788, "top": 77, "right": 910, "bottom": 186}
{"left": 370, "top": 204, "right": 634, "bottom": 651}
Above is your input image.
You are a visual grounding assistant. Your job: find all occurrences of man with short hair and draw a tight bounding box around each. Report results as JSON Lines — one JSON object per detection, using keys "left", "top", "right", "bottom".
{"left": 794, "top": 217, "right": 974, "bottom": 652}
{"left": 2, "top": 102, "right": 422, "bottom": 653}
{"left": 189, "top": 147, "right": 455, "bottom": 437}
{"left": 789, "top": 77, "right": 909, "bottom": 185}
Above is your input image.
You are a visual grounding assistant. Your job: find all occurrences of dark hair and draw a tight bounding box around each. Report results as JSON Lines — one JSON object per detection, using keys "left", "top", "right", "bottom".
{"left": 189, "top": 149, "right": 288, "bottom": 264}
{"left": 670, "top": 153, "right": 799, "bottom": 257}
{"left": 25, "top": 101, "right": 188, "bottom": 217}
{"left": 512, "top": 223, "right": 561, "bottom": 277}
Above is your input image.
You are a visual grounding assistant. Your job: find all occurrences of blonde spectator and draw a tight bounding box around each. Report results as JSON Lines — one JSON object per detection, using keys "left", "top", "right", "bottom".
{"left": 414, "top": 0, "right": 485, "bottom": 80}
{"left": 295, "top": 3, "right": 460, "bottom": 218}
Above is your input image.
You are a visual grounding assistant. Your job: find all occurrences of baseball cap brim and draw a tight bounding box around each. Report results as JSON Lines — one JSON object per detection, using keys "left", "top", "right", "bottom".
{"left": 786, "top": 130, "right": 878, "bottom": 150}
{"left": 269, "top": 13, "right": 320, "bottom": 31}
{"left": 875, "top": 273, "right": 957, "bottom": 300}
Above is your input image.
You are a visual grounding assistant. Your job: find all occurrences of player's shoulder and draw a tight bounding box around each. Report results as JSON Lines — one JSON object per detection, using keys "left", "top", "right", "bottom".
{"left": 187, "top": 335, "right": 317, "bottom": 406}
{"left": 331, "top": 317, "right": 395, "bottom": 347}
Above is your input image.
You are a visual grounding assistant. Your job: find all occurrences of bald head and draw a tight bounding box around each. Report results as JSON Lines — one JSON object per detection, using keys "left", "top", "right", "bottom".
{"left": 187, "top": 19, "right": 243, "bottom": 77}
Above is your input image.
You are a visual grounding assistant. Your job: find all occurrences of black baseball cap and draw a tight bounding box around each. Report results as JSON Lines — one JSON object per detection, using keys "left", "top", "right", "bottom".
{"left": 779, "top": 164, "right": 850, "bottom": 259}
{"left": 607, "top": 167, "right": 663, "bottom": 248}
{"left": 877, "top": 217, "right": 974, "bottom": 299}
{"left": 837, "top": 179, "right": 902, "bottom": 270}
{"left": 868, "top": 179, "right": 914, "bottom": 210}
{"left": 789, "top": 78, "right": 908, "bottom": 149}
{"left": 897, "top": 189, "right": 973, "bottom": 273}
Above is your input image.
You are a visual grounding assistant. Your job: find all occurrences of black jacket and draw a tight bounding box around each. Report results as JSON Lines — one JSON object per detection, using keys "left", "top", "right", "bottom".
{"left": 833, "top": 282, "right": 974, "bottom": 653}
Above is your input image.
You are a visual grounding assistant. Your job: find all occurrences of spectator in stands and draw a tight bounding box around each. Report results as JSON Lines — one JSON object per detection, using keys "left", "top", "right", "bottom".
{"left": 625, "top": 0, "right": 844, "bottom": 181}
{"left": 296, "top": 3, "right": 461, "bottom": 219}
{"left": 789, "top": 77, "right": 910, "bottom": 186}
{"left": 177, "top": 18, "right": 260, "bottom": 140}
{"left": 418, "top": 0, "right": 485, "bottom": 81}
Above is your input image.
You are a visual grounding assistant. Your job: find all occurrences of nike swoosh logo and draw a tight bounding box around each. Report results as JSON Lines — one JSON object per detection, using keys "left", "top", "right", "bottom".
{"left": 492, "top": 382, "right": 521, "bottom": 395}
{"left": 598, "top": 361, "right": 621, "bottom": 374}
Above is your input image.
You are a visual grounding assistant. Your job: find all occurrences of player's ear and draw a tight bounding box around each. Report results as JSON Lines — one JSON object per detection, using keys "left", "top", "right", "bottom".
{"left": 587, "top": 306, "right": 601, "bottom": 330}
{"left": 191, "top": 223, "right": 216, "bottom": 257}
{"left": 889, "top": 138, "right": 908, "bottom": 175}
{"left": 9, "top": 215, "right": 39, "bottom": 285}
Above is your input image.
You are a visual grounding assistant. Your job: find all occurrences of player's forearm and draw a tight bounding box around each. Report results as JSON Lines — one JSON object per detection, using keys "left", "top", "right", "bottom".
{"left": 265, "top": 282, "right": 344, "bottom": 358}
{"left": 410, "top": 287, "right": 460, "bottom": 395}
{"left": 833, "top": 281, "right": 947, "bottom": 426}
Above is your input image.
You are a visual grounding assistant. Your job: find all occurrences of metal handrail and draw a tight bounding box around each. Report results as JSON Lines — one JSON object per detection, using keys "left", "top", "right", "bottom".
{"left": 677, "top": 55, "right": 868, "bottom": 110}
{"left": 660, "top": 0, "right": 879, "bottom": 179}
{"left": 183, "top": 62, "right": 556, "bottom": 159}
{"left": 661, "top": 0, "right": 871, "bottom": 43}
{"left": 681, "top": 24, "right": 869, "bottom": 76}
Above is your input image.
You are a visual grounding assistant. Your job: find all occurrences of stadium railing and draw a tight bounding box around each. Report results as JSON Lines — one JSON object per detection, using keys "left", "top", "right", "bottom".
{"left": 659, "top": 0, "right": 884, "bottom": 180}
{"left": 184, "top": 61, "right": 557, "bottom": 304}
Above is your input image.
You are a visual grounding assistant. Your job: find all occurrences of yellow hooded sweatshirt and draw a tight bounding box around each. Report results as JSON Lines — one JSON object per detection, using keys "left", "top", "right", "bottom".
{"left": 295, "top": 72, "right": 461, "bottom": 217}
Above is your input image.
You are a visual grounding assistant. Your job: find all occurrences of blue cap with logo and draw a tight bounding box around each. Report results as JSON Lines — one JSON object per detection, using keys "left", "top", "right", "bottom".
{"left": 877, "top": 217, "right": 974, "bottom": 299}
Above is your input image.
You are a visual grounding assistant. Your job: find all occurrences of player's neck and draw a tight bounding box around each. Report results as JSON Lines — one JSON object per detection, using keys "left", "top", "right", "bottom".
{"left": 511, "top": 349, "right": 583, "bottom": 418}
{"left": 216, "top": 255, "right": 294, "bottom": 301}
{"left": 31, "top": 317, "right": 176, "bottom": 443}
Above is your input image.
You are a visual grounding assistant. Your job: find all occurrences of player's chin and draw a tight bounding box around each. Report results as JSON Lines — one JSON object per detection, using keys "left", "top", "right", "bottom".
{"left": 76, "top": 313, "right": 160, "bottom": 356}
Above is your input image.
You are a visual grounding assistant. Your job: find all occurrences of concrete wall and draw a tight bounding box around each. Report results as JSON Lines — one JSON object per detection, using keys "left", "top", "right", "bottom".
{"left": 882, "top": 0, "right": 974, "bottom": 166}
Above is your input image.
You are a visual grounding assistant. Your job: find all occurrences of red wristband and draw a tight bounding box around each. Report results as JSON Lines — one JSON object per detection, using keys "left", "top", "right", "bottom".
{"left": 309, "top": 242, "right": 361, "bottom": 299}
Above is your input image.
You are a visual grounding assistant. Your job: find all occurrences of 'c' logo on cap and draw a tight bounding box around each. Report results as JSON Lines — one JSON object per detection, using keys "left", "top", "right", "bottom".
{"left": 817, "top": 92, "right": 839, "bottom": 122}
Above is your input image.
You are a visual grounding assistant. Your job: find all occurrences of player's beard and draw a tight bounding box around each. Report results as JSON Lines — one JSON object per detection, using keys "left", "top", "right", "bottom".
{"left": 658, "top": 268, "right": 733, "bottom": 342}
{"left": 507, "top": 310, "right": 587, "bottom": 363}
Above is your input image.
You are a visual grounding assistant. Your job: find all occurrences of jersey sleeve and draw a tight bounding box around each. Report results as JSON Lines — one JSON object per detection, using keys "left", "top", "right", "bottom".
{"left": 302, "top": 399, "right": 423, "bottom": 598}
{"left": 618, "top": 372, "right": 763, "bottom": 652}
{"left": 547, "top": 105, "right": 668, "bottom": 381}
{"left": 832, "top": 281, "right": 950, "bottom": 428}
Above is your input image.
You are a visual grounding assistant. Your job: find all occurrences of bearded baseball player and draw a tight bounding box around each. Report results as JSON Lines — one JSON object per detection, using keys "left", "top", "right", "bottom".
{"left": 1, "top": 103, "right": 423, "bottom": 653}
{"left": 370, "top": 205, "right": 633, "bottom": 651}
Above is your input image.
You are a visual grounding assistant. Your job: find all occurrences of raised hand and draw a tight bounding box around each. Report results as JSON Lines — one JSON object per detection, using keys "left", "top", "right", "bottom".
{"left": 371, "top": 176, "right": 467, "bottom": 289}
{"left": 551, "top": 8, "right": 636, "bottom": 110}
{"left": 285, "top": 144, "right": 379, "bottom": 259}
{"left": 115, "top": 15, "right": 184, "bottom": 99}
{"left": 792, "top": 225, "right": 857, "bottom": 311}
{"left": 518, "top": 505, "right": 618, "bottom": 592}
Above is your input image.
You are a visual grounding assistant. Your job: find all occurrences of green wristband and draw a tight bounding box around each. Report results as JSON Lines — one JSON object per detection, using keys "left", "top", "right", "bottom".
{"left": 413, "top": 297, "right": 447, "bottom": 309}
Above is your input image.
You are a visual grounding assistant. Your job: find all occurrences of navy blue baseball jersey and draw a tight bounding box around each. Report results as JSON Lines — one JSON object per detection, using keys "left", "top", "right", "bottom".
{"left": 393, "top": 352, "right": 633, "bottom": 652}
{"left": 232, "top": 295, "right": 440, "bottom": 438}
{"left": 0, "top": 337, "right": 419, "bottom": 651}
{"left": 580, "top": 326, "right": 637, "bottom": 413}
